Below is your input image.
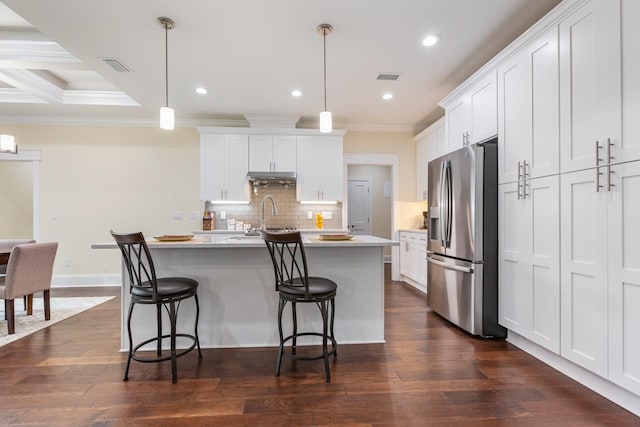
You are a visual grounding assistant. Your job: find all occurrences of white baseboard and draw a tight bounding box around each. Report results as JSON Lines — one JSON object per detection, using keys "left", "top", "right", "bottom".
{"left": 507, "top": 330, "right": 640, "bottom": 417}
{"left": 399, "top": 275, "right": 427, "bottom": 294}
{"left": 51, "top": 274, "right": 121, "bottom": 288}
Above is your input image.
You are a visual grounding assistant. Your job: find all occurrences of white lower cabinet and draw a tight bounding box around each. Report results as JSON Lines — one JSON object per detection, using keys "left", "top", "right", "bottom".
{"left": 399, "top": 231, "right": 427, "bottom": 292}
{"left": 499, "top": 175, "right": 560, "bottom": 353}
{"left": 560, "top": 160, "right": 640, "bottom": 386}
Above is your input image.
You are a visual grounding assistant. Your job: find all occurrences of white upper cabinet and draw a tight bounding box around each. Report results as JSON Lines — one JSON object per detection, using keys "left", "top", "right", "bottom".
{"left": 620, "top": 0, "right": 640, "bottom": 164}
{"left": 559, "top": 0, "right": 621, "bottom": 174}
{"left": 296, "top": 135, "right": 343, "bottom": 202}
{"left": 200, "top": 134, "right": 250, "bottom": 202}
{"left": 469, "top": 70, "right": 498, "bottom": 144}
{"left": 498, "top": 28, "right": 560, "bottom": 184}
{"left": 248, "top": 135, "right": 296, "bottom": 172}
{"left": 415, "top": 117, "right": 444, "bottom": 201}
{"left": 443, "top": 71, "right": 497, "bottom": 154}
{"left": 445, "top": 94, "right": 470, "bottom": 153}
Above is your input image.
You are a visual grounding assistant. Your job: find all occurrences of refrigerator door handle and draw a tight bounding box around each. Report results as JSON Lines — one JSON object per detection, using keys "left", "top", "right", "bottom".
{"left": 444, "top": 160, "right": 453, "bottom": 247}
{"left": 427, "top": 256, "right": 474, "bottom": 274}
{"left": 439, "top": 160, "right": 447, "bottom": 246}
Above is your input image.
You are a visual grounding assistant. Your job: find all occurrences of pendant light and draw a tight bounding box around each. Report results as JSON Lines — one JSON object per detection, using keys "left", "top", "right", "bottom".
{"left": 158, "top": 17, "right": 175, "bottom": 130}
{"left": 0, "top": 134, "right": 17, "bottom": 154}
{"left": 317, "top": 24, "right": 333, "bottom": 133}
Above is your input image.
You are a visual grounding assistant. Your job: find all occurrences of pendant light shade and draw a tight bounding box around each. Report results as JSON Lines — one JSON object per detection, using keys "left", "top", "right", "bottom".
{"left": 0, "top": 134, "right": 17, "bottom": 154}
{"left": 320, "top": 110, "right": 332, "bottom": 133}
{"left": 160, "top": 106, "right": 174, "bottom": 130}
{"left": 158, "top": 17, "right": 175, "bottom": 131}
{"left": 317, "top": 24, "right": 333, "bottom": 133}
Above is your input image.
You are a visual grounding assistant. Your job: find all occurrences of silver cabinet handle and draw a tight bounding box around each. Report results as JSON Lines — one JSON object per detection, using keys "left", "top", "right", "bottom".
{"left": 608, "top": 164, "right": 615, "bottom": 192}
{"left": 517, "top": 161, "right": 522, "bottom": 200}
{"left": 595, "top": 140, "right": 603, "bottom": 166}
{"left": 427, "top": 257, "right": 474, "bottom": 273}
{"left": 220, "top": 190, "right": 224, "bottom": 199}
{"left": 522, "top": 160, "right": 529, "bottom": 199}
{"left": 596, "top": 167, "right": 603, "bottom": 192}
{"left": 607, "top": 138, "right": 615, "bottom": 164}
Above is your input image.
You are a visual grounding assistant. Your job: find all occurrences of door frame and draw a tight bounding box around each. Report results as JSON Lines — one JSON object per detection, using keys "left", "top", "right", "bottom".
{"left": 347, "top": 177, "right": 373, "bottom": 235}
{"left": 0, "top": 149, "right": 41, "bottom": 240}
{"left": 343, "top": 153, "right": 400, "bottom": 281}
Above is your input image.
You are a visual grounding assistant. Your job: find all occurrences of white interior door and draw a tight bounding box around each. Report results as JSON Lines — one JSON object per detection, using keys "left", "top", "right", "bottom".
{"left": 348, "top": 179, "right": 371, "bottom": 235}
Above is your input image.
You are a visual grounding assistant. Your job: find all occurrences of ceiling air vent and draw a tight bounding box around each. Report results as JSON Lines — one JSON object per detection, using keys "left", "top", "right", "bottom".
{"left": 376, "top": 73, "right": 400, "bottom": 81}
{"left": 101, "top": 57, "right": 133, "bottom": 72}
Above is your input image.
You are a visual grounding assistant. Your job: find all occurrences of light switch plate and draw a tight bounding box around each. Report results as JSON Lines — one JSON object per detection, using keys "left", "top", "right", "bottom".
{"left": 220, "top": 211, "right": 226, "bottom": 220}
{"left": 322, "top": 211, "right": 332, "bottom": 220}
{"left": 307, "top": 211, "right": 313, "bottom": 219}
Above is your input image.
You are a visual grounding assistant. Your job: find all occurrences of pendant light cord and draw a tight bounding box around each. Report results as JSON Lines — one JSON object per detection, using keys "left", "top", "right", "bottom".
{"left": 323, "top": 29, "right": 327, "bottom": 111}
{"left": 164, "top": 23, "right": 169, "bottom": 108}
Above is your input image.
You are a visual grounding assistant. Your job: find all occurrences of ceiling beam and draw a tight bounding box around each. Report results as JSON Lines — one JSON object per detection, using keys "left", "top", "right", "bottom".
{"left": 0, "top": 68, "right": 64, "bottom": 103}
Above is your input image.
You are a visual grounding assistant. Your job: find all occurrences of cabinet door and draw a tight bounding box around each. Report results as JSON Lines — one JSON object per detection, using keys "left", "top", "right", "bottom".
{"left": 272, "top": 135, "right": 297, "bottom": 171}
{"left": 445, "top": 96, "right": 469, "bottom": 153}
{"left": 297, "top": 136, "right": 322, "bottom": 201}
{"left": 608, "top": 160, "right": 640, "bottom": 394}
{"left": 248, "top": 135, "right": 273, "bottom": 171}
{"left": 469, "top": 71, "right": 497, "bottom": 144}
{"left": 620, "top": 0, "right": 640, "bottom": 164}
{"left": 525, "top": 27, "right": 560, "bottom": 179}
{"left": 319, "top": 136, "right": 343, "bottom": 201}
{"left": 498, "top": 52, "right": 528, "bottom": 184}
{"left": 560, "top": 168, "right": 608, "bottom": 376}
{"left": 498, "top": 181, "right": 531, "bottom": 335}
{"left": 527, "top": 176, "right": 560, "bottom": 353}
{"left": 200, "top": 135, "right": 226, "bottom": 201}
{"left": 224, "top": 135, "right": 250, "bottom": 201}
{"left": 418, "top": 243, "right": 427, "bottom": 288}
{"left": 400, "top": 235, "right": 411, "bottom": 277}
{"left": 559, "top": 0, "right": 621, "bottom": 174}
{"left": 416, "top": 137, "right": 428, "bottom": 201}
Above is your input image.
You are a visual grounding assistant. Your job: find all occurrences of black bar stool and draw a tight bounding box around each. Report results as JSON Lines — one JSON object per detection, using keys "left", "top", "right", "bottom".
{"left": 261, "top": 230, "right": 338, "bottom": 382}
{"left": 111, "top": 231, "right": 202, "bottom": 383}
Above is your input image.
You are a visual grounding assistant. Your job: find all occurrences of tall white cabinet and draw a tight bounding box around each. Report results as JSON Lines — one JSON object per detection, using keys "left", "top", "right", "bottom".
{"left": 439, "top": 0, "right": 640, "bottom": 413}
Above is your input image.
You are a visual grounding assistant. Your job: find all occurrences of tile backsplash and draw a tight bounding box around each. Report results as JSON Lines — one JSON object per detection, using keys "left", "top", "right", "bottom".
{"left": 205, "top": 187, "right": 343, "bottom": 230}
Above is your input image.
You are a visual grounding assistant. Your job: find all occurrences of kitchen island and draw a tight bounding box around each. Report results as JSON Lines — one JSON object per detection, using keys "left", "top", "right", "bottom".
{"left": 93, "top": 234, "right": 397, "bottom": 350}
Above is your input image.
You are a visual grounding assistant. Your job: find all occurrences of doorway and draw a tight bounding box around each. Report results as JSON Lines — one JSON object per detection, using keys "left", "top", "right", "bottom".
{"left": 347, "top": 178, "right": 372, "bottom": 235}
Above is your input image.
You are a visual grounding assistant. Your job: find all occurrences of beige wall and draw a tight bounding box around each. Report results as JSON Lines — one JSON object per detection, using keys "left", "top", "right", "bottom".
{"left": 2, "top": 125, "right": 422, "bottom": 279}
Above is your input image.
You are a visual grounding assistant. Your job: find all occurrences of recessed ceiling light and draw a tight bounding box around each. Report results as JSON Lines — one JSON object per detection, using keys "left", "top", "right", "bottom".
{"left": 195, "top": 87, "right": 208, "bottom": 95}
{"left": 422, "top": 34, "right": 440, "bottom": 47}
{"left": 291, "top": 90, "right": 302, "bottom": 97}
{"left": 382, "top": 93, "right": 394, "bottom": 100}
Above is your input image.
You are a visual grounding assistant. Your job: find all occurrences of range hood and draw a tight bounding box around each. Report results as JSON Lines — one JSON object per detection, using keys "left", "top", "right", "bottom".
{"left": 246, "top": 171, "right": 296, "bottom": 187}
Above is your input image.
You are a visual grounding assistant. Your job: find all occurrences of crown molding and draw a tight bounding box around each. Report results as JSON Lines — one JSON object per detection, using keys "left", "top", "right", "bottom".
{"left": 0, "top": 115, "right": 248, "bottom": 128}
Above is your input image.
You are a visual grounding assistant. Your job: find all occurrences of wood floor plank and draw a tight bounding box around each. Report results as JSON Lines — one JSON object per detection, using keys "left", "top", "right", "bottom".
{"left": 0, "top": 268, "right": 636, "bottom": 425}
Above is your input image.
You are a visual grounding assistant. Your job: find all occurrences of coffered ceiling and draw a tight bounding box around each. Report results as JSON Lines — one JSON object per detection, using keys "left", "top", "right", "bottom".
{"left": 0, "top": 0, "right": 562, "bottom": 132}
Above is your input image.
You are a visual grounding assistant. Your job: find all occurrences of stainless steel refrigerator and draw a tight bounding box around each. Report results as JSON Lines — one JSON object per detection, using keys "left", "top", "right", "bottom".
{"left": 426, "top": 139, "right": 505, "bottom": 338}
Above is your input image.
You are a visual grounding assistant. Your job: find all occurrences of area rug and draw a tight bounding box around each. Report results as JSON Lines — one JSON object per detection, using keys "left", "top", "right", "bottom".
{"left": 0, "top": 296, "right": 114, "bottom": 347}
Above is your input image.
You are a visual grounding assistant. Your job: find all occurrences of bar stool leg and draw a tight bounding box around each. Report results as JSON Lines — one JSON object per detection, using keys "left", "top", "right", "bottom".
{"left": 169, "top": 301, "right": 178, "bottom": 384}
{"left": 124, "top": 302, "right": 135, "bottom": 381}
{"left": 194, "top": 294, "right": 203, "bottom": 358}
{"left": 330, "top": 297, "right": 337, "bottom": 359}
{"left": 291, "top": 301, "right": 297, "bottom": 355}
{"left": 321, "top": 300, "right": 330, "bottom": 383}
{"left": 275, "top": 297, "right": 285, "bottom": 376}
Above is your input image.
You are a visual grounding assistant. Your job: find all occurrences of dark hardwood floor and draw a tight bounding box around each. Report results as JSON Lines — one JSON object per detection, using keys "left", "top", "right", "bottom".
{"left": 0, "top": 267, "right": 637, "bottom": 426}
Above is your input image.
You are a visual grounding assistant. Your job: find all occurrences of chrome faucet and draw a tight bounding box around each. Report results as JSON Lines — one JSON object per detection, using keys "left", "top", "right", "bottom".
{"left": 260, "top": 195, "right": 278, "bottom": 230}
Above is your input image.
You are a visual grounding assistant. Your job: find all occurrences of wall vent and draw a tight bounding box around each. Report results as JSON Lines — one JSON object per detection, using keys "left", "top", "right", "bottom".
{"left": 101, "top": 57, "right": 132, "bottom": 72}
{"left": 376, "top": 73, "right": 400, "bottom": 81}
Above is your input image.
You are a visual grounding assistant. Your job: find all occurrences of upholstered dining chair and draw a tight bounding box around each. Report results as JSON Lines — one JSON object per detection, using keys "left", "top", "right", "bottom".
{"left": 0, "top": 242, "right": 58, "bottom": 334}
{"left": 261, "top": 230, "right": 338, "bottom": 382}
{"left": 111, "top": 231, "right": 202, "bottom": 384}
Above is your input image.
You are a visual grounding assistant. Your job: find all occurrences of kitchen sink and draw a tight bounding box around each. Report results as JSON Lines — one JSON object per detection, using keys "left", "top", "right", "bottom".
{"left": 222, "top": 236, "right": 263, "bottom": 242}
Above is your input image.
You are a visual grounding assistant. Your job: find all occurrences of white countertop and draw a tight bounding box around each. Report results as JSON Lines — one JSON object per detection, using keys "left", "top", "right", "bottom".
{"left": 92, "top": 234, "right": 398, "bottom": 250}
{"left": 193, "top": 229, "right": 348, "bottom": 235}
{"left": 398, "top": 228, "right": 428, "bottom": 234}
